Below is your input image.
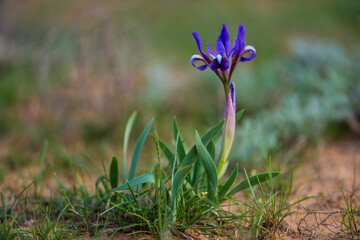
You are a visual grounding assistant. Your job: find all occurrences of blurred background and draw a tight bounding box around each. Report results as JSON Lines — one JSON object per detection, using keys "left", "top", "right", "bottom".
{"left": 0, "top": 0, "right": 359, "bottom": 179}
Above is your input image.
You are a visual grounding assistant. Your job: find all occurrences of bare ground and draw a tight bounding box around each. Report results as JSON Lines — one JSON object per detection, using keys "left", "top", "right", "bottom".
{"left": 276, "top": 137, "right": 360, "bottom": 240}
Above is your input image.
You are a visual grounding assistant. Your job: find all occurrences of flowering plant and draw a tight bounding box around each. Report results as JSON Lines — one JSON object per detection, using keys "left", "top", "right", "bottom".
{"left": 190, "top": 24, "right": 256, "bottom": 178}
{"left": 96, "top": 23, "right": 279, "bottom": 234}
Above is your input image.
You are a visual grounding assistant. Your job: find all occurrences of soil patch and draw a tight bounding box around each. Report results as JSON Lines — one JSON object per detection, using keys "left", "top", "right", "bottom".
{"left": 284, "top": 137, "right": 360, "bottom": 239}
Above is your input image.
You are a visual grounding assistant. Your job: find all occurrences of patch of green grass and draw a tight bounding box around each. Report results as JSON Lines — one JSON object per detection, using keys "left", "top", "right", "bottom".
{"left": 238, "top": 166, "right": 311, "bottom": 239}
{"left": 340, "top": 188, "right": 359, "bottom": 239}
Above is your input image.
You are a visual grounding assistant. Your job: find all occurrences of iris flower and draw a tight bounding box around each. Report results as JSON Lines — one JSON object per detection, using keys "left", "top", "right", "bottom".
{"left": 190, "top": 23, "right": 256, "bottom": 178}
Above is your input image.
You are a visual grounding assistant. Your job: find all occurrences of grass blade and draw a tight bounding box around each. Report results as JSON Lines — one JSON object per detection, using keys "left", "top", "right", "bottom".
{"left": 122, "top": 111, "right": 137, "bottom": 183}
{"left": 226, "top": 172, "right": 280, "bottom": 197}
{"left": 128, "top": 118, "right": 154, "bottom": 180}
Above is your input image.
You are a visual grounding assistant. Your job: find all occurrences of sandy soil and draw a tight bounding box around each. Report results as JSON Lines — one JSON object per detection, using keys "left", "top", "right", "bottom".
{"left": 279, "top": 137, "right": 360, "bottom": 239}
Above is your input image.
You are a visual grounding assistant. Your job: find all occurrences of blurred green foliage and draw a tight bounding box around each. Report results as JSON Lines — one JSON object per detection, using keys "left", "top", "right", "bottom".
{"left": 233, "top": 39, "right": 360, "bottom": 168}
{"left": 0, "top": 0, "right": 359, "bottom": 171}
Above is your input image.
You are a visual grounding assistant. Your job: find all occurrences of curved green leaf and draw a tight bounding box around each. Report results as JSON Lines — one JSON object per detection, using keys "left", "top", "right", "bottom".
{"left": 158, "top": 139, "right": 175, "bottom": 166}
{"left": 207, "top": 140, "right": 215, "bottom": 160}
{"left": 236, "top": 109, "right": 245, "bottom": 122}
{"left": 192, "top": 159, "right": 204, "bottom": 187}
{"left": 128, "top": 118, "right": 154, "bottom": 180}
{"left": 109, "top": 156, "right": 119, "bottom": 189}
{"left": 195, "top": 131, "right": 218, "bottom": 201}
{"left": 173, "top": 117, "right": 186, "bottom": 162}
{"left": 218, "top": 164, "right": 238, "bottom": 200}
{"left": 122, "top": 111, "right": 137, "bottom": 183}
{"left": 171, "top": 165, "right": 193, "bottom": 208}
{"left": 112, "top": 173, "right": 155, "bottom": 191}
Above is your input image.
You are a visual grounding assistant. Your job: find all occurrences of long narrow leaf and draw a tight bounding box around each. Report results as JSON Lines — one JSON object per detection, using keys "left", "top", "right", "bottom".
{"left": 170, "top": 165, "right": 193, "bottom": 208}
{"left": 128, "top": 118, "right": 154, "bottom": 180}
{"left": 173, "top": 117, "right": 186, "bottom": 162}
{"left": 122, "top": 111, "right": 137, "bottom": 183}
{"left": 195, "top": 131, "right": 218, "bottom": 201}
{"left": 226, "top": 172, "right": 280, "bottom": 197}
{"left": 218, "top": 164, "right": 238, "bottom": 200}
{"left": 109, "top": 157, "right": 119, "bottom": 189}
{"left": 236, "top": 109, "right": 244, "bottom": 122}
{"left": 195, "top": 141, "right": 216, "bottom": 186}
{"left": 158, "top": 139, "right": 175, "bottom": 166}
{"left": 207, "top": 140, "right": 215, "bottom": 160}
{"left": 192, "top": 159, "right": 204, "bottom": 188}
{"left": 112, "top": 173, "right": 155, "bottom": 191}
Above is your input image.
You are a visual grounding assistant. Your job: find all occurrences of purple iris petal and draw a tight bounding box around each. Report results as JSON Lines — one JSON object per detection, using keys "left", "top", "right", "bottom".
{"left": 209, "top": 55, "right": 230, "bottom": 72}
{"left": 192, "top": 32, "right": 212, "bottom": 64}
{"left": 220, "top": 57, "right": 230, "bottom": 72}
{"left": 228, "top": 24, "right": 247, "bottom": 79}
{"left": 215, "top": 40, "right": 226, "bottom": 56}
{"left": 219, "top": 24, "right": 231, "bottom": 56}
{"left": 207, "top": 43, "right": 216, "bottom": 58}
{"left": 240, "top": 45, "right": 257, "bottom": 62}
{"left": 190, "top": 54, "right": 208, "bottom": 71}
{"left": 209, "top": 58, "right": 221, "bottom": 71}
{"left": 230, "top": 24, "right": 246, "bottom": 62}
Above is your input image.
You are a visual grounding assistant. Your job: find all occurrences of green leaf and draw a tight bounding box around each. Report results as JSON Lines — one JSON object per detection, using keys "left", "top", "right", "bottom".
{"left": 96, "top": 176, "right": 110, "bottom": 194}
{"left": 128, "top": 118, "right": 154, "bottom": 180}
{"left": 122, "top": 111, "right": 137, "bottom": 183}
{"left": 109, "top": 156, "right": 119, "bottom": 189}
{"left": 195, "top": 131, "right": 218, "bottom": 201}
{"left": 207, "top": 140, "right": 215, "bottom": 160}
{"left": 170, "top": 165, "right": 193, "bottom": 208}
{"left": 218, "top": 164, "right": 238, "bottom": 200}
{"left": 236, "top": 109, "right": 245, "bottom": 122}
{"left": 171, "top": 120, "right": 224, "bottom": 209}
{"left": 112, "top": 173, "right": 155, "bottom": 191}
{"left": 192, "top": 159, "right": 204, "bottom": 187}
{"left": 173, "top": 117, "right": 186, "bottom": 162}
{"left": 181, "top": 120, "right": 224, "bottom": 167}
{"left": 226, "top": 172, "right": 280, "bottom": 197}
{"left": 158, "top": 139, "right": 175, "bottom": 166}
{"left": 192, "top": 139, "right": 214, "bottom": 187}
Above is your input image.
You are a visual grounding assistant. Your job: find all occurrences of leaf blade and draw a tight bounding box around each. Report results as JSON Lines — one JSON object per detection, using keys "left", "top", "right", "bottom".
{"left": 195, "top": 131, "right": 218, "bottom": 201}
{"left": 109, "top": 156, "right": 119, "bottom": 189}
{"left": 112, "top": 173, "right": 155, "bottom": 191}
{"left": 122, "top": 111, "right": 137, "bottom": 183}
{"left": 218, "top": 164, "right": 238, "bottom": 200}
{"left": 173, "top": 117, "right": 186, "bottom": 163}
{"left": 128, "top": 118, "right": 154, "bottom": 180}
